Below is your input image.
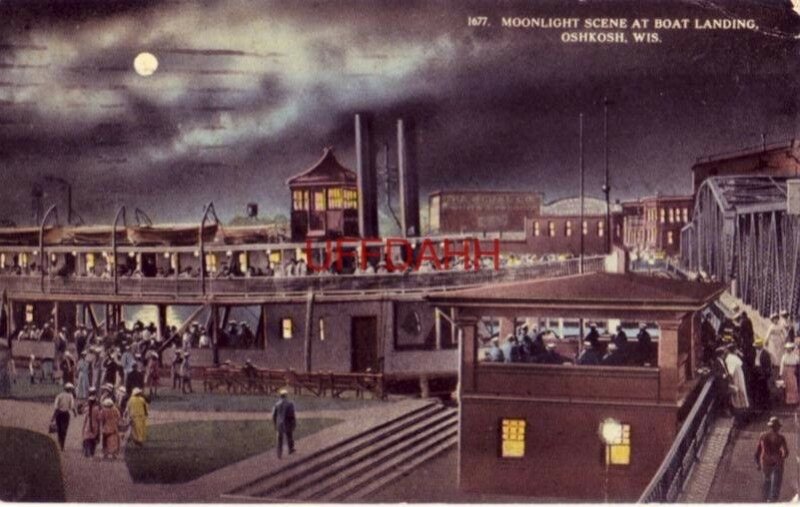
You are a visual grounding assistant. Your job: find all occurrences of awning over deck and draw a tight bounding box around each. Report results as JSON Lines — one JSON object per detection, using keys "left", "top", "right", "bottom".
{"left": 427, "top": 272, "right": 725, "bottom": 317}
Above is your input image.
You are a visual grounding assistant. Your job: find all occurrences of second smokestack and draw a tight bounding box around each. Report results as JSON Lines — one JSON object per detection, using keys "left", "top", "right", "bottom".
{"left": 397, "top": 118, "right": 420, "bottom": 237}
{"left": 355, "top": 113, "right": 378, "bottom": 238}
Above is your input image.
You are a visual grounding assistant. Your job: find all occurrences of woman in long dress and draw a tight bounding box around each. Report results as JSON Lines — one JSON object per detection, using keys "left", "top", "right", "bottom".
{"left": 99, "top": 397, "right": 122, "bottom": 459}
{"left": 779, "top": 342, "right": 799, "bottom": 405}
{"left": 126, "top": 387, "right": 149, "bottom": 446}
{"left": 76, "top": 352, "right": 90, "bottom": 400}
{"left": 144, "top": 351, "right": 160, "bottom": 398}
{"left": 81, "top": 391, "right": 101, "bottom": 457}
{"left": 724, "top": 344, "right": 750, "bottom": 412}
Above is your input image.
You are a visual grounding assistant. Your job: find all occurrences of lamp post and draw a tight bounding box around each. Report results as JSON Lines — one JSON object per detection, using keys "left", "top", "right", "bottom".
{"left": 599, "top": 418, "right": 623, "bottom": 503}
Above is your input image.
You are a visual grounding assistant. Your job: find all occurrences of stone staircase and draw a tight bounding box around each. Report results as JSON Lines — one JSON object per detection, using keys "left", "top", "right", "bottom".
{"left": 223, "top": 401, "right": 458, "bottom": 502}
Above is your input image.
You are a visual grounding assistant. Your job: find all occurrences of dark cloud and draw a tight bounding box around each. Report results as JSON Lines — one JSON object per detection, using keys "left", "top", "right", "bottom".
{"left": 0, "top": 0, "right": 798, "bottom": 226}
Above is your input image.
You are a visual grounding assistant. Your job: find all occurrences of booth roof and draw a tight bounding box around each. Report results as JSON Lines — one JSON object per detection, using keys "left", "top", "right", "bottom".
{"left": 427, "top": 272, "right": 725, "bottom": 310}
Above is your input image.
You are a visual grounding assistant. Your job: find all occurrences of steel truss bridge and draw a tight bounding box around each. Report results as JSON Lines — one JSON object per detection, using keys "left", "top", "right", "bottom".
{"left": 680, "top": 176, "right": 800, "bottom": 317}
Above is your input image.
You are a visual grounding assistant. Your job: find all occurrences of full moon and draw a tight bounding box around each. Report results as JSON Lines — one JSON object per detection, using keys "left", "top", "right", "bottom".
{"left": 133, "top": 52, "right": 158, "bottom": 76}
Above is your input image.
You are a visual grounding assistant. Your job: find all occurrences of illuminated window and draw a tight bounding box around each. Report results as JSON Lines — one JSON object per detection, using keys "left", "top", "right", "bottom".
{"left": 659, "top": 208, "right": 666, "bottom": 224}
{"left": 313, "top": 191, "right": 326, "bottom": 211}
{"left": 238, "top": 252, "right": 248, "bottom": 272}
{"left": 668, "top": 208, "right": 674, "bottom": 223}
{"left": 281, "top": 318, "right": 293, "bottom": 339}
{"left": 170, "top": 253, "right": 179, "bottom": 271}
{"left": 605, "top": 423, "right": 631, "bottom": 466}
{"left": 667, "top": 231, "right": 674, "bottom": 245}
{"left": 0, "top": 253, "right": 5, "bottom": 267}
{"left": 205, "top": 254, "right": 217, "bottom": 273}
{"left": 501, "top": 418, "right": 526, "bottom": 458}
{"left": 548, "top": 222, "right": 555, "bottom": 237}
{"left": 319, "top": 318, "right": 325, "bottom": 341}
{"left": 597, "top": 221, "right": 605, "bottom": 237}
{"left": 292, "top": 190, "right": 309, "bottom": 211}
{"left": 565, "top": 221, "right": 573, "bottom": 237}
{"left": 344, "top": 189, "right": 358, "bottom": 210}
{"left": 25, "top": 304, "right": 33, "bottom": 323}
{"left": 533, "top": 222, "right": 540, "bottom": 237}
{"left": 582, "top": 221, "right": 588, "bottom": 235}
{"left": 328, "top": 188, "right": 344, "bottom": 209}
{"left": 269, "top": 251, "right": 282, "bottom": 265}
{"left": 85, "top": 253, "right": 95, "bottom": 271}
{"left": 683, "top": 208, "right": 689, "bottom": 223}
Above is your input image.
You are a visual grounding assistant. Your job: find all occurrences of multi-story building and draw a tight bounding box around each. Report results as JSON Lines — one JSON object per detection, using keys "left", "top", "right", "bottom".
{"left": 428, "top": 190, "right": 542, "bottom": 234}
{"left": 620, "top": 195, "right": 693, "bottom": 257}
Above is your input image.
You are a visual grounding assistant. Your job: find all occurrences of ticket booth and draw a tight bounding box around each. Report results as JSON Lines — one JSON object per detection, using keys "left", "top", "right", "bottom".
{"left": 428, "top": 272, "right": 724, "bottom": 502}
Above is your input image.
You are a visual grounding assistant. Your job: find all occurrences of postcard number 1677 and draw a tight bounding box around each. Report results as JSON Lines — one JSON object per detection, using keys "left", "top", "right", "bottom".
{"left": 468, "top": 16, "right": 489, "bottom": 27}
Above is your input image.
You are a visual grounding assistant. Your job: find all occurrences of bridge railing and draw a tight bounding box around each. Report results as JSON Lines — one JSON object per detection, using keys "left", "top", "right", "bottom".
{"left": 638, "top": 375, "right": 717, "bottom": 503}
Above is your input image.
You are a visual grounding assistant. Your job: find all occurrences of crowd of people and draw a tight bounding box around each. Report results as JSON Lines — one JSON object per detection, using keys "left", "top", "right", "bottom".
{"left": 483, "top": 322, "right": 655, "bottom": 367}
{"left": 1, "top": 249, "right": 559, "bottom": 281}
{"left": 704, "top": 309, "right": 799, "bottom": 424}
{"left": 51, "top": 382, "right": 149, "bottom": 459}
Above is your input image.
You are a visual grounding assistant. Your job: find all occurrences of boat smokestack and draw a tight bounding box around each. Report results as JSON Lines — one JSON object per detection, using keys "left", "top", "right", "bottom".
{"left": 355, "top": 113, "right": 378, "bottom": 238}
{"left": 397, "top": 118, "right": 420, "bottom": 237}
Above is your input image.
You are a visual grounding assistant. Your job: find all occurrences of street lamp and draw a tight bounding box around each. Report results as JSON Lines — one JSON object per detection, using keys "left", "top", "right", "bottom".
{"left": 599, "top": 418, "right": 623, "bottom": 503}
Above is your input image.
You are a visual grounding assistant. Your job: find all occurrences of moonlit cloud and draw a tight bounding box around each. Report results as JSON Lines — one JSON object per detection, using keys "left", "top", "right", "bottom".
{"left": 0, "top": 0, "right": 797, "bottom": 226}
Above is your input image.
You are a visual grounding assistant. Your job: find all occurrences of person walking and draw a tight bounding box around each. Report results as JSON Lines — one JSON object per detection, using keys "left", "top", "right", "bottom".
{"left": 755, "top": 416, "right": 789, "bottom": 502}
{"left": 81, "top": 389, "right": 101, "bottom": 458}
{"left": 126, "top": 387, "right": 149, "bottom": 447}
{"left": 51, "top": 383, "right": 77, "bottom": 451}
{"left": 752, "top": 339, "right": 773, "bottom": 411}
{"left": 272, "top": 388, "right": 296, "bottom": 459}
{"left": 99, "top": 397, "right": 122, "bottom": 459}
{"left": 779, "top": 342, "right": 799, "bottom": 406}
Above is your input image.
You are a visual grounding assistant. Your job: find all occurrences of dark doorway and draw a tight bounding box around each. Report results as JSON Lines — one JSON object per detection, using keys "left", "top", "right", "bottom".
{"left": 351, "top": 316, "right": 378, "bottom": 373}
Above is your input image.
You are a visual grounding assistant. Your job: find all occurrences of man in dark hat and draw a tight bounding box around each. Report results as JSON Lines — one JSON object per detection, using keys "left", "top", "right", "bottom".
{"left": 635, "top": 323, "right": 653, "bottom": 366}
{"left": 601, "top": 343, "right": 625, "bottom": 366}
{"left": 272, "top": 388, "right": 296, "bottom": 459}
{"left": 539, "top": 343, "right": 572, "bottom": 365}
{"left": 613, "top": 325, "right": 628, "bottom": 349}
{"left": 755, "top": 416, "right": 788, "bottom": 502}
{"left": 736, "top": 311, "right": 755, "bottom": 369}
{"left": 585, "top": 323, "right": 600, "bottom": 350}
{"left": 577, "top": 341, "right": 600, "bottom": 365}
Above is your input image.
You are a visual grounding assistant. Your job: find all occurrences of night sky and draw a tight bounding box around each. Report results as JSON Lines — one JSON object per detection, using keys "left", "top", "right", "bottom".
{"left": 0, "top": 0, "right": 798, "bottom": 228}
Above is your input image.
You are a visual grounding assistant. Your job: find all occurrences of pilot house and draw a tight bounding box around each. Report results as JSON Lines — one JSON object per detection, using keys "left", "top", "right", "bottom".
{"left": 288, "top": 147, "right": 360, "bottom": 241}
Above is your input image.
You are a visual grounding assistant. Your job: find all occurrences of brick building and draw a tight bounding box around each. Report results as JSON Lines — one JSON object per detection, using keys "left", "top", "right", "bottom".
{"left": 619, "top": 195, "right": 693, "bottom": 257}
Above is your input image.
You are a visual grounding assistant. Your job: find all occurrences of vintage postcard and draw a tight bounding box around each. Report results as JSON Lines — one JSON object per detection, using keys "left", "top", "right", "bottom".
{"left": 0, "top": 0, "right": 798, "bottom": 503}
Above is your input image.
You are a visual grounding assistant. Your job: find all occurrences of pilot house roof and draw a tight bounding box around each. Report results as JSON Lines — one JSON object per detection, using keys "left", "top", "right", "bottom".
{"left": 287, "top": 147, "right": 357, "bottom": 188}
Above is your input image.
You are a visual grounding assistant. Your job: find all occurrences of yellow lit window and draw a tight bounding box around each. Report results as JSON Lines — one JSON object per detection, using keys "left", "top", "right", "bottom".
{"left": 597, "top": 221, "right": 605, "bottom": 237}
{"left": 668, "top": 208, "right": 674, "bottom": 223}
{"left": 170, "top": 253, "right": 179, "bottom": 271}
{"left": 293, "top": 190, "right": 309, "bottom": 211}
{"left": 583, "top": 221, "right": 588, "bottom": 235}
{"left": 501, "top": 418, "right": 526, "bottom": 458}
{"left": 269, "top": 251, "right": 282, "bottom": 265}
{"left": 85, "top": 253, "right": 95, "bottom": 271}
{"left": 683, "top": 208, "right": 689, "bottom": 223}
{"left": 205, "top": 254, "right": 217, "bottom": 273}
{"left": 25, "top": 304, "right": 33, "bottom": 323}
{"left": 533, "top": 222, "right": 540, "bottom": 237}
{"left": 548, "top": 222, "right": 555, "bottom": 237}
{"left": 319, "top": 318, "right": 325, "bottom": 341}
{"left": 667, "top": 231, "right": 674, "bottom": 245}
{"left": 282, "top": 318, "right": 293, "bottom": 339}
{"left": 328, "top": 188, "right": 344, "bottom": 209}
{"left": 565, "top": 221, "right": 573, "bottom": 237}
{"left": 313, "top": 191, "right": 326, "bottom": 211}
{"left": 344, "top": 189, "right": 358, "bottom": 210}
{"left": 238, "top": 252, "right": 248, "bottom": 272}
{"left": 606, "top": 424, "right": 631, "bottom": 466}
{"left": 660, "top": 208, "right": 666, "bottom": 224}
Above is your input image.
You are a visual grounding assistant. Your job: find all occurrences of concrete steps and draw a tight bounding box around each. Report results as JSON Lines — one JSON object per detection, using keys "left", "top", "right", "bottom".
{"left": 224, "top": 401, "right": 458, "bottom": 502}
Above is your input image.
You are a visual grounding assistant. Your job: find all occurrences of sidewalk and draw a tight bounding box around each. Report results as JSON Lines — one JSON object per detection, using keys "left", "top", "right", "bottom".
{"left": 706, "top": 410, "right": 800, "bottom": 503}
{"left": 0, "top": 397, "right": 431, "bottom": 502}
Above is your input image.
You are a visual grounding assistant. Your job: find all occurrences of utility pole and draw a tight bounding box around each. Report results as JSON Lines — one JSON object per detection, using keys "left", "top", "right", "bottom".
{"left": 603, "top": 97, "right": 613, "bottom": 254}
{"left": 580, "top": 113, "right": 585, "bottom": 275}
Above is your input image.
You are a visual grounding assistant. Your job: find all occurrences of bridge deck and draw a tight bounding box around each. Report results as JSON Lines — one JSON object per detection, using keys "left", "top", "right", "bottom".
{"left": 706, "top": 411, "right": 799, "bottom": 503}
